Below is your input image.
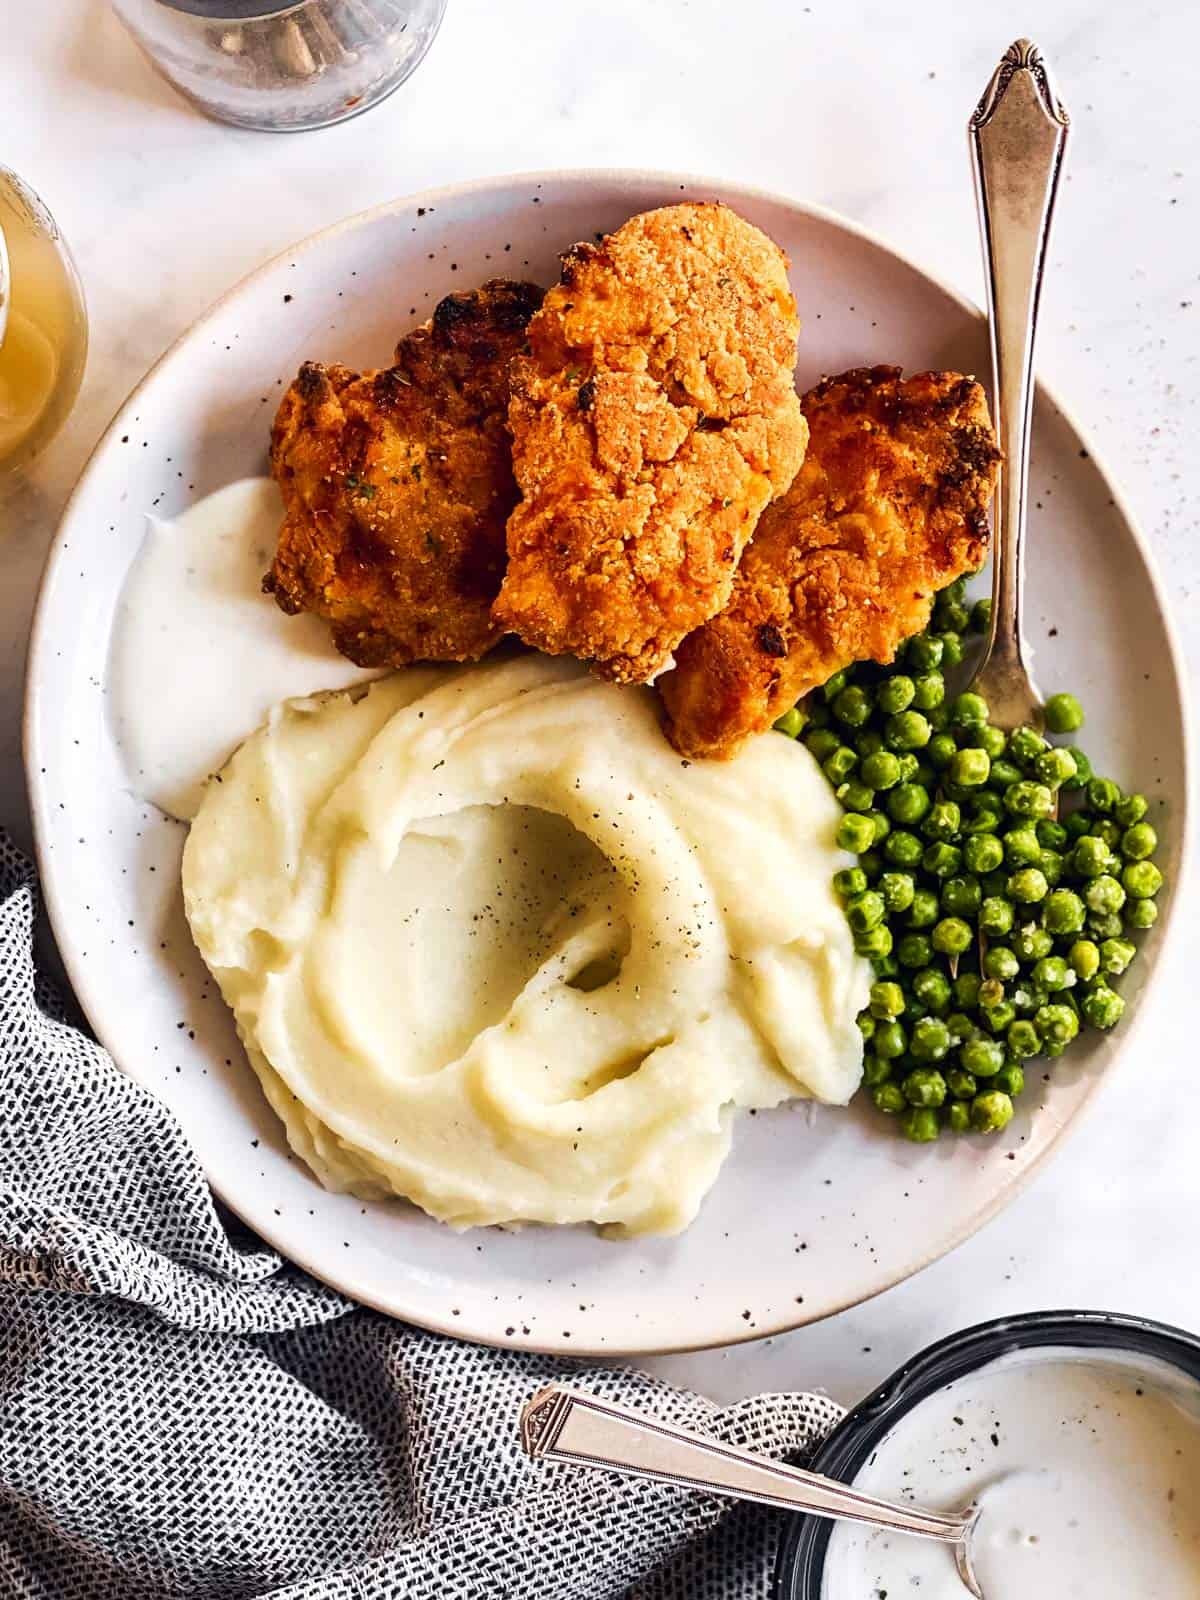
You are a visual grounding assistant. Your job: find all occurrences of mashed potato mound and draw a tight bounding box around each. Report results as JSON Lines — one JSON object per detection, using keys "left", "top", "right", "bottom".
{"left": 183, "top": 655, "right": 868, "bottom": 1236}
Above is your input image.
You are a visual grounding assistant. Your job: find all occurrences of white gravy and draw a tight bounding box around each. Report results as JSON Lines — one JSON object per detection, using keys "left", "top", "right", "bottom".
{"left": 823, "top": 1346, "right": 1200, "bottom": 1600}
{"left": 108, "top": 477, "right": 380, "bottom": 820}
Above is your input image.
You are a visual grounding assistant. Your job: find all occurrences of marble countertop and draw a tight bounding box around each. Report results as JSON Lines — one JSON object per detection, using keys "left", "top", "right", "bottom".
{"left": 4, "top": 0, "right": 1197, "bottom": 1408}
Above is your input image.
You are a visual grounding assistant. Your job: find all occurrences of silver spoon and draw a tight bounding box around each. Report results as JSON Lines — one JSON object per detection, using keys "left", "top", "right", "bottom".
{"left": 519, "top": 1383, "right": 985, "bottom": 1597}
{"left": 966, "top": 38, "right": 1070, "bottom": 728}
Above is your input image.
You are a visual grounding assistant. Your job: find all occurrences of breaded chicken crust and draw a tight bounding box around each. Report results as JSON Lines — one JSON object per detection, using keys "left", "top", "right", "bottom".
{"left": 492, "top": 203, "right": 809, "bottom": 684}
{"left": 659, "top": 366, "right": 1000, "bottom": 759}
{"left": 265, "top": 279, "right": 543, "bottom": 668}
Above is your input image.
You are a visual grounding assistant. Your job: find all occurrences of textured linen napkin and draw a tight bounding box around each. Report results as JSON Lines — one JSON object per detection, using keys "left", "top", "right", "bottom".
{"left": 0, "top": 831, "right": 843, "bottom": 1599}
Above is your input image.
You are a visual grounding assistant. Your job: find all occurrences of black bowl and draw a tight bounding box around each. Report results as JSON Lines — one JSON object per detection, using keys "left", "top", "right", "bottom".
{"left": 775, "top": 1309, "right": 1200, "bottom": 1599}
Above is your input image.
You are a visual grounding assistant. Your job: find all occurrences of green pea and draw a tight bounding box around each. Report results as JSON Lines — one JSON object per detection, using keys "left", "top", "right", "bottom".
{"left": 774, "top": 707, "right": 806, "bottom": 738}
{"left": 936, "top": 598, "right": 971, "bottom": 634}
{"left": 884, "top": 829, "right": 924, "bottom": 868}
{"left": 824, "top": 747, "right": 858, "bottom": 785}
{"left": 923, "top": 843, "right": 963, "bottom": 880}
{"left": 907, "top": 634, "right": 944, "bottom": 671}
{"left": 1007, "top": 1019, "right": 1041, "bottom": 1059}
{"left": 941, "top": 577, "right": 967, "bottom": 604}
{"left": 854, "top": 924, "right": 894, "bottom": 960}
{"left": 1081, "top": 984, "right": 1126, "bottom": 1030}
{"left": 961, "top": 1034, "right": 1004, "bottom": 1077}
{"left": 970, "top": 1090, "right": 1014, "bottom": 1133}
{"left": 951, "top": 691, "right": 989, "bottom": 728}
{"left": 1044, "top": 692, "right": 1084, "bottom": 734}
{"left": 941, "top": 876, "right": 982, "bottom": 917}
{"left": 1036, "top": 1002, "right": 1079, "bottom": 1045}
{"left": 1039, "top": 849, "right": 1065, "bottom": 888}
{"left": 874, "top": 1020, "right": 908, "bottom": 1060}
{"left": 1032, "top": 955, "right": 1071, "bottom": 991}
{"left": 1087, "top": 910, "right": 1124, "bottom": 941}
{"left": 876, "top": 675, "right": 915, "bottom": 715}
{"left": 1009, "top": 867, "right": 1049, "bottom": 904}
{"left": 931, "top": 916, "right": 972, "bottom": 955}
{"left": 949, "top": 748, "right": 990, "bottom": 787}
{"left": 860, "top": 750, "right": 902, "bottom": 791}
{"left": 860, "top": 850, "right": 884, "bottom": 883}
{"left": 896, "top": 753, "right": 920, "bottom": 783}
{"left": 867, "top": 812, "right": 891, "bottom": 846}
{"left": 965, "top": 803, "right": 1004, "bottom": 837}
{"left": 1115, "top": 793, "right": 1148, "bottom": 828}
{"left": 897, "top": 932, "right": 933, "bottom": 969}
{"left": 837, "top": 813, "right": 876, "bottom": 854}
{"left": 1086, "top": 777, "right": 1121, "bottom": 815}
{"left": 1008, "top": 726, "right": 1049, "bottom": 769}
{"left": 922, "top": 801, "right": 962, "bottom": 842}
{"left": 946, "top": 1067, "right": 978, "bottom": 1100}
{"left": 862, "top": 1054, "right": 892, "bottom": 1086}
{"left": 1062, "top": 810, "right": 1093, "bottom": 839}
{"left": 869, "top": 981, "right": 906, "bottom": 1020}
{"left": 1013, "top": 923, "right": 1054, "bottom": 963}
{"left": 969, "top": 597, "right": 993, "bottom": 634}
{"left": 1092, "top": 819, "right": 1122, "bottom": 851}
{"left": 980, "top": 999, "right": 1017, "bottom": 1035}
{"left": 984, "top": 945, "right": 1020, "bottom": 981}
{"left": 833, "top": 685, "right": 874, "bottom": 727}
{"left": 928, "top": 732, "right": 958, "bottom": 770}
{"left": 1070, "top": 836, "right": 1115, "bottom": 879}
{"left": 888, "top": 783, "right": 932, "bottom": 825}
{"left": 990, "top": 759, "right": 1024, "bottom": 789}
{"left": 806, "top": 699, "right": 831, "bottom": 729}
{"left": 900, "top": 1106, "right": 942, "bottom": 1142}
{"left": 946, "top": 1011, "right": 975, "bottom": 1044}
{"left": 981, "top": 868, "right": 1009, "bottom": 899}
{"left": 945, "top": 1101, "right": 972, "bottom": 1133}
{"left": 836, "top": 780, "right": 876, "bottom": 813}
{"left": 1126, "top": 898, "right": 1158, "bottom": 931}
{"left": 1100, "top": 937, "right": 1137, "bottom": 976}
{"left": 1004, "top": 826, "right": 1042, "bottom": 867}
{"left": 1121, "top": 822, "right": 1157, "bottom": 861}
{"left": 927, "top": 702, "right": 952, "bottom": 732}
{"left": 885, "top": 711, "right": 932, "bottom": 752}
{"left": 1037, "top": 819, "right": 1068, "bottom": 851}
{"left": 1085, "top": 875, "right": 1126, "bottom": 917}
{"left": 1042, "top": 889, "right": 1086, "bottom": 936}
{"left": 873, "top": 1081, "right": 907, "bottom": 1115}
{"left": 857, "top": 1009, "right": 876, "bottom": 1041}
{"left": 912, "top": 672, "right": 946, "bottom": 711}
{"left": 1011, "top": 979, "right": 1048, "bottom": 1016}
{"left": 1068, "top": 939, "right": 1100, "bottom": 981}
{"left": 1061, "top": 748, "right": 1093, "bottom": 791}
{"left": 954, "top": 972, "right": 983, "bottom": 1011}
{"left": 907, "top": 888, "right": 940, "bottom": 929}
{"left": 939, "top": 632, "right": 966, "bottom": 669}
{"left": 1005, "top": 781, "right": 1054, "bottom": 820}
{"left": 974, "top": 726, "right": 1008, "bottom": 760}
{"left": 912, "top": 968, "right": 952, "bottom": 1015}
{"left": 845, "top": 891, "right": 886, "bottom": 934}
{"left": 805, "top": 727, "right": 842, "bottom": 762}
{"left": 834, "top": 867, "right": 869, "bottom": 899}
{"left": 963, "top": 834, "right": 1003, "bottom": 875}
{"left": 822, "top": 668, "right": 850, "bottom": 702}
{"left": 995, "top": 1063, "right": 1025, "bottom": 1097}
{"left": 1034, "top": 748, "right": 1078, "bottom": 790}
{"left": 909, "top": 1024, "right": 951, "bottom": 1068}
{"left": 979, "top": 896, "right": 1015, "bottom": 937}
{"left": 857, "top": 729, "right": 886, "bottom": 758}
{"left": 1123, "top": 860, "right": 1163, "bottom": 900}
{"left": 879, "top": 872, "right": 916, "bottom": 914}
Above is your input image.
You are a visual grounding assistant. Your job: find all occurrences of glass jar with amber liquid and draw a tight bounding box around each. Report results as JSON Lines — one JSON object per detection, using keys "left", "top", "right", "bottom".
{"left": 0, "top": 168, "right": 87, "bottom": 473}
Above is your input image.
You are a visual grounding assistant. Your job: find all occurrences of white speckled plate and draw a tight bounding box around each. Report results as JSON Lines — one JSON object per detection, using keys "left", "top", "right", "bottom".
{"left": 25, "top": 171, "right": 1191, "bottom": 1355}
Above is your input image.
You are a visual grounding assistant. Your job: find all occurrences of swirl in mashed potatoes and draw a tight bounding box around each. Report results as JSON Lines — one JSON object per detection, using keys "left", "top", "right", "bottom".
{"left": 182, "top": 655, "right": 868, "bottom": 1236}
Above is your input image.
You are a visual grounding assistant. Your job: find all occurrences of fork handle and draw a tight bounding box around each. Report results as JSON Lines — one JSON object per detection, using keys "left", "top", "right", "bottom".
{"left": 969, "top": 40, "right": 1070, "bottom": 724}
{"left": 519, "top": 1384, "right": 970, "bottom": 1544}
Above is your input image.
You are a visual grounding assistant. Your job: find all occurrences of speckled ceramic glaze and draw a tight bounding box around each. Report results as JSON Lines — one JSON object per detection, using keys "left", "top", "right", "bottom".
{"left": 25, "top": 171, "right": 1190, "bottom": 1354}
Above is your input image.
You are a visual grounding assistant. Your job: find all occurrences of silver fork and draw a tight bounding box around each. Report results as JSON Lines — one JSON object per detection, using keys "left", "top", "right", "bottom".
{"left": 966, "top": 39, "right": 1070, "bottom": 727}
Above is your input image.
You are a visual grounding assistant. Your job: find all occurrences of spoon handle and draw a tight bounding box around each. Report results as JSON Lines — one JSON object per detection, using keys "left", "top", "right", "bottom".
{"left": 519, "top": 1384, "right": 970, "bottom": 1544}
{"left": 969, "top": 39, "right": 1070, "bottom": 724}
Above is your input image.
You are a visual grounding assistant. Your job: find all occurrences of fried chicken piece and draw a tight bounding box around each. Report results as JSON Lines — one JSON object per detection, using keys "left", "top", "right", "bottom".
{"left": 264, "top": 279, "right": 544, "bottom": 667}
{"left": 659, "top": 366, "right": 1000, "bottom": 759}
{"left": 492, "top": 203, "right": 808, "bottom": 684}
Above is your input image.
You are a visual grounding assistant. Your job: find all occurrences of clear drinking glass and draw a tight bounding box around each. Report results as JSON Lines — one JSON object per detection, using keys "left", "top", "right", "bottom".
{"left": 0, "top": 169, "right": 88, "bottom": 474}
{"left": 111, "top": 0, "right": 448, "bottom": 132}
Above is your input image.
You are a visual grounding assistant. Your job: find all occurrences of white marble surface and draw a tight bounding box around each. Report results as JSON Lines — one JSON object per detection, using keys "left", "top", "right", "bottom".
{"left": 3, "top": 0, "right": 1198, "bottom": 1409}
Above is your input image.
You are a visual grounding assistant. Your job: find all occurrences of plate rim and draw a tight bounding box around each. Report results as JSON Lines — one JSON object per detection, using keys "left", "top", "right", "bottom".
{"left": 24, "top": 166, "right": 1195, "bottom": 1355}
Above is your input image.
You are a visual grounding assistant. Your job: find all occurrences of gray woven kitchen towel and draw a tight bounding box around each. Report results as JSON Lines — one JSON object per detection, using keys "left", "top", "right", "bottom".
{"left": 0, "top": 831, "right": 844, "bottom": 1600}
